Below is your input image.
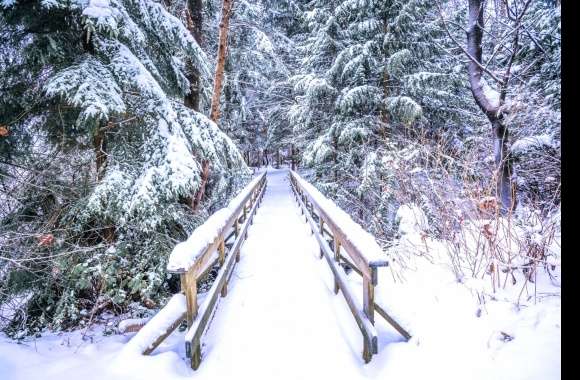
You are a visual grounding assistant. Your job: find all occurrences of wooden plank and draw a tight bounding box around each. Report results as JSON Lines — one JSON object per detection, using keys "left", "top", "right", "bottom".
{"left": 363, "top": 274, "right": 375, "bottom": 324}
{"left": 374, "top": 302, "right": 412, "bottom": 341}
{"left": 184, "top": 269, "right": 197, "bottom": 326}
{"left": 290, "top": 172, "right": 388, "bottom": 284}
{"left": 340, "top": 258, "right": 411, "bottom": 341}
{"left": 168, "top": 173, "right": 266, "bottom": 274}
{"left": 333, "top": 237, "right": 341, "bottom": 295}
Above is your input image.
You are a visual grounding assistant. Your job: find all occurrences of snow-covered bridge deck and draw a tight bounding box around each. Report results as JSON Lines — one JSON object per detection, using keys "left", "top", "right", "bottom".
{"left": 125, "top": 168, "right": 408, "bottom": 376}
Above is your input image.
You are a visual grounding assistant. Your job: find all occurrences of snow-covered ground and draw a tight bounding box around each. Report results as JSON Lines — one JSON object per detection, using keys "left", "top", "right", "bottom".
{"left": 0, "top": 168, "right": 560, "bottom": 379}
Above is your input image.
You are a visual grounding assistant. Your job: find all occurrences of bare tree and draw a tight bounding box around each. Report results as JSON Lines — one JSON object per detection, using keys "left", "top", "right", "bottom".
{"left": 439, "top": 0, "right": 532, "bottom": 213}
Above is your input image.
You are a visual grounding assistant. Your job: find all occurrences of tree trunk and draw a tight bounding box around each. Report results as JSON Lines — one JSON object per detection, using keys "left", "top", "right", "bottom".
{"left": 184, "top": 0, "right": 203, "bottom": 111}
{"left": 467, "top": 0, "right": 516, "bottom": 213}
{"left": 332, "top": 136, "right": 338, "bottom": 182}
{"left": 291, "top": 144, "right": 296, "bottom": 171}
{"left": 94, "top": 128, "right": 107, "bottom": 182}
{"left": 276, "top": 149, "right": 280, "bottom": 169}
{"left": 209, "top": 0, "right": 234, "bottom": 122}
{"left": 192, "top": 159, "right": 210, "bottom": 210}
{"left": 192, "top": 0, "right": 233, "bottom": 211}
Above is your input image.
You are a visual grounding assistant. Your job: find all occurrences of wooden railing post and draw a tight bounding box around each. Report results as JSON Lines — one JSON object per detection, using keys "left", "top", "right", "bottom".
{"left": 191, "top": 340, "right": 202, "bottom": 369}
{"left": 181, "top": 268, "right": 198, "bottom": 327}
{"left": 289, "top": 170, "right": 407, "bottom": 364}
{"left": 319, "top": 219, "right": 325, "bottom": 259}
{"left": 363, "top": 270, "right": 376, "bottom": 325}
{"left": 333, "top": 238, "right": 341, "bottom": 294}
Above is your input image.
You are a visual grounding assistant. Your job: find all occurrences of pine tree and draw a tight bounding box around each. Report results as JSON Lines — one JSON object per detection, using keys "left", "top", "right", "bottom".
{"left": 0, "top": 0, "right": 248, "bottom": 334}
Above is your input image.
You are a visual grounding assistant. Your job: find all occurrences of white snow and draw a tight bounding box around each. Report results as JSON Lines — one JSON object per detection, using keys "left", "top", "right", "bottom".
{"left": 0, "top": 169, "right": 560, "bottom": 380}
{"left": 83, "top": 0, "right": 113, "bottom": 19}
{"left": 395, "top": 203, "right": 429, "bottom": 235}
{"left": 510, "top": 134, "right": 555, "bottom": 154}
{"left": 478, "top": 77, "right": 500, "bottom": 109}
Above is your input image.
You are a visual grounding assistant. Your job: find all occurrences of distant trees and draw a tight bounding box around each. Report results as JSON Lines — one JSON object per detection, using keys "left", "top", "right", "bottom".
{"left": 279, "top": 0, "right": 559, "bottom": 239}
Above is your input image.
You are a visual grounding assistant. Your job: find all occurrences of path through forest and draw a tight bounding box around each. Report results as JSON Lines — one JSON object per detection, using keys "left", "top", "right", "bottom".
{"left": 0, "top": 169, "right": 559, "bottom": 380}
{"left": 191, "top": 168, "right": 398, "bottom": 379}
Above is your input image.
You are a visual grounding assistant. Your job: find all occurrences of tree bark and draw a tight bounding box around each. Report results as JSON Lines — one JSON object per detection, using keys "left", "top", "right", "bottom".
{"left": 209, "top": 0, "right": 234, "bottom": 122}
{"left": 94, "top": 127, "right": 107, "bottom": 182}
{"left": 467, "top": 0, "right": 516, "bottom": 213}
{"left": 184, "top": 0, "right": 203, "bottom": 111}
{"left": 192, "top": 159, "right": 210, "bottom": 210}
{"left": 291, "top": 144, "right": 296, "bottom": 171}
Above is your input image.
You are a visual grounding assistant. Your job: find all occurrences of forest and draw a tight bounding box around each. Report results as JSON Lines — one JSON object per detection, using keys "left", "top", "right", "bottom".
{"left": 0, "top": 0, "right": 560, "bottom": 379}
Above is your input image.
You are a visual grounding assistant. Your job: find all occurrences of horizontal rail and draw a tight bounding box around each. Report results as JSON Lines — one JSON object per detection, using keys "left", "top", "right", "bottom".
{"left": 295, "top": 189, "right": 378, "bottom": 355}
{"left": 289, "top": 171, "right": 387, "bottom": 284}
{"left": 168, "top": 172, "right": 267, "bottom": 274}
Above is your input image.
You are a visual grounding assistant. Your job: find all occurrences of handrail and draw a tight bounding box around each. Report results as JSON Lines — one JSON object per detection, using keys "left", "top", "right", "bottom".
{"left": 289, "top": 170, "right": 409, "bottom": 363}
{"left": 130, "top": 172, "right": 267, "bottom": 368}
{"left": 177, "top": 172, "right": 267, "bottom": 369}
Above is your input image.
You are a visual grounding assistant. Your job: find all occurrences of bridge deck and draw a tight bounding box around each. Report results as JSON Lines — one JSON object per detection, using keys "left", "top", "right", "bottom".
{"left": 191, "top": 168, "right": 396, "bottom": 379}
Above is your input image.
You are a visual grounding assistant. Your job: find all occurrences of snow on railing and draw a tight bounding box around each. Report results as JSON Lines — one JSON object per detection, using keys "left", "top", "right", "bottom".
{"left": 120, "top": 293, "right": 187, "bottom": 356}
{"left": 167, "top": 173, "right": 265, "bottom": 273}
{"left": 291, "top": 171, "right": 388, "bottom": 270}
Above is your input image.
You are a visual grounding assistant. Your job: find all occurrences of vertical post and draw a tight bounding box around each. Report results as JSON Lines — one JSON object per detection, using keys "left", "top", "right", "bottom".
{"left": 333, "top": 238, "right": 341, "bottom": 294}
{"left": 182, "top": 268, "right": 198, "bottom": 327}
{"left": 363, "top": 337, "right": 372, "bottom": 363}
{"left": 191, "top": 339, "right": 202, "bottom": 369}
{"left": 218, "top": 239, "right": 225, "bottom": 265}
{"left": 363, "top": 270, "right": 375, "bottom": 324}
{"left": 319, "top": 219, "right": 325, "bottom": 259}
{"left": 250, "top": 191, "right": 255, "bottom": 224}
{"left": 362, "top": 268, "right": 375, "bottom": 362}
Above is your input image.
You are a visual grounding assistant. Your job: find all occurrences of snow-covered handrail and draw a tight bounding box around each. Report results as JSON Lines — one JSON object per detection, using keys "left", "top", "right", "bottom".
{"left": 124, "top": 172, "right": 267, "bottom": 361}
{"left": 289, "top": 170, "right": 409, "bottom": 363}
{"left": 290, "top": 171, "right": 388, "bottom": 280}
{"left": 183, "top": 171, "right": 267, "bottom": 370}
{"left": 167, "top": 172, "right": 266, "bottom": 273}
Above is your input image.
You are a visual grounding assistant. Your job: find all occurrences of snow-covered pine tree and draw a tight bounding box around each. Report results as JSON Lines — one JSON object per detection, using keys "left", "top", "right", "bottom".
{"left": 0, "top": 0, "right": 248, "bottom": 334}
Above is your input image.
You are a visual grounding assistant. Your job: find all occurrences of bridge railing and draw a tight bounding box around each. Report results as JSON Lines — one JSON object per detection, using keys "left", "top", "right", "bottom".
{"left": 174, "top": 172, "right": 267, "bottom": 369}
{"left": 289, "top": 170, "right": 410, "bottom": 363}
{"left": 125, "top": 172, "right": 267, "bottom": 368}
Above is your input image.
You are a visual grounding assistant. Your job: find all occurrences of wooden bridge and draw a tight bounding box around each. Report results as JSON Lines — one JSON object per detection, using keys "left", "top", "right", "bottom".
{"left": 122, "top": 169, "right": 410, "bottom": 374}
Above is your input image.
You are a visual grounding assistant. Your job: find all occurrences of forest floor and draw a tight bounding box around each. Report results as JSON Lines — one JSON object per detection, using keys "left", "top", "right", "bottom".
{"left": 0, "top": 169, "right": 560, "bottom": 379}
